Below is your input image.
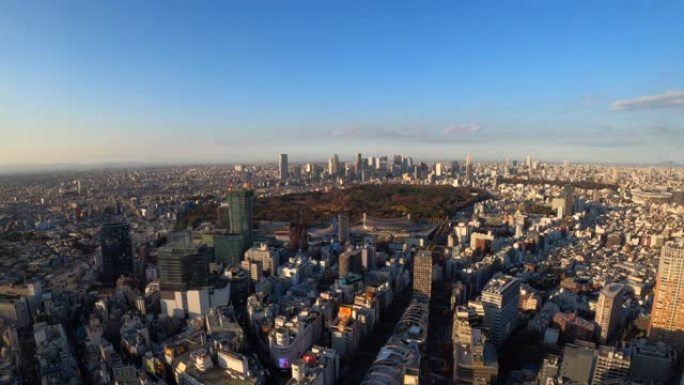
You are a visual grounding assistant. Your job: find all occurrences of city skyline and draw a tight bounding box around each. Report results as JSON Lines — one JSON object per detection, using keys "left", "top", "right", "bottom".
{"left": 2, "top": 1, "right": 684, "bottom": 166}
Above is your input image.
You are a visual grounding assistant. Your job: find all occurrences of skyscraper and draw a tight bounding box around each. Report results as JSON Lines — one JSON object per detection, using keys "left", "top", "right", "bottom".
{"left": 465, "top": 154, "right": 473, "bottom": 184}
{"left": 563, "top": 184, "right": 574, "bottom": 216}
{"left": 649, "top": 243, "right": 684, "bottom": 351}
{"left": 100, "top": 222, "right": 134, "bottom": 284}
{"left": 595, "top": 283, "right": 628, "bottom": 343}
{"left": 354, "top": 152, "right": 362, "bottom": 175}
{"left": 279, "top": 153, "right": 288, "bottom": 181}
{"left": 217, "top": 189, "right": 254, "bottom": 259}
{"left": 329, "top": 154, "right": 339, "bottom": 176}
{"left": 435, "top": 162, "right": 443, "bottom": 177}
{"left": 337, "top": 214, "right": 349, "bottom": 244}
{"left": 361, "top": 244, "right": 376, "bottom": 273}
{"left": 413, "top": 250, "right": 433, "bottom": 300}
{"left": 158, "top": 242, "right": 211, "bottom": 291}
{"left": 213, "top": 232, "right": 245, "bottom": 267}
{"left": 482, "top": 275, "right": 520, "bottom": 347}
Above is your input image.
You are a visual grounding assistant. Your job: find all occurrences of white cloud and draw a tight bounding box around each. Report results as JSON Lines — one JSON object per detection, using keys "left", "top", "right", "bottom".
{"left": 442, "top": 123, "right": 481, "bottom": 135}
{"left": 328, "top": 128, "right": 360, "bottom": 137}
{"left": 611, "top": 90, "right": 684, "bottom": 111}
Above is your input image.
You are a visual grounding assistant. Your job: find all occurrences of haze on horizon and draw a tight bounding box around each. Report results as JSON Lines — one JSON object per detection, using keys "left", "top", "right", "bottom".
{"left": 1, "top": 1, "right": 683, "bottom": 166}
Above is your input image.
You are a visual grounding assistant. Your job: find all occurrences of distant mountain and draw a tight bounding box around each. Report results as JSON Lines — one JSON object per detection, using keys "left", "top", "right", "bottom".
{"left": 0, "top": 161, "right": 169, "bottom": 175}
{"left": 652, "top": 160, "right": 684, "bottom": 168}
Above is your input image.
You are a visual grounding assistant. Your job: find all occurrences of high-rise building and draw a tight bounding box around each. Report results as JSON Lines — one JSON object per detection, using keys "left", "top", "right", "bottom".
{"left": 591, "top": 346, "right": 630, "bottom": 385}
{"left": 465, "top": 154, "right": 473, "bottom": 184}
{"left": 213, "top": 232, "right": 245, "bottom": 267}
{"left": 241, "top": 259, "right": 263, "bottom": 285}
{"left": 413, "top": 250, "right": 433, "bottom": 300}
{"left": 481, "top": 275, "right": 520, "bottom": 347}
{"left": 354, "top": 152, "right": 362, "bottom": 175}
{"left": 649, "top": 243, "right": 684, "bottom": 351}
{"left": 244, "top": 243, "right": 280, "bottom": 276}
{"left": 293, "top": 165, "right": 302, "bottom": 182}
{"left": 337, "top": 214, "right": 349, "bottom": 244}
{"left": 217, "top": 189, "right": 254, "bottom": 263}
{"left": 330, "top": 305, "right": 362, "bottom": 360}
{"left": 563, "top": 184, "right": 574, "bottom": 216}
{"left": 360, "top": 244, "right": 376, "bottom": 272}
{"left": 435, "top": 162, "right": 443, "bottom": 177}
{"left": 338, "top": 249, "right": 361, "bottom": 279}
{"left": 595, "top": 283, "right": 628, "bottom": 343}
{"left": 100, "top": 222, "right": 134, "bottom": 284}
{"left": 329, "top": 154, "right": 339, "bottom": 176}
{"left": 629, "top": 339, "right": 676, "bottom": 384}
{"left": 453, "top": 327, "right": 498, "bottom": 385}
{"left": 279, "top": 153, "right": 289, "bottom": 181}
{"left": 158, "top": 242, "right": 210, "bottom": 291}
{"left": 537, "top": 354, "right": 560, "bottom": 385}
{"left": 559, "top": 341, "right": 596, "bottom": 385}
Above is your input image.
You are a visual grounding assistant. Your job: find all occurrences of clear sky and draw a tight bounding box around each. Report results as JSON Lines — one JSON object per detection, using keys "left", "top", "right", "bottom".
{"left": 1, "top": 0, "right": 683, "bottom": 165}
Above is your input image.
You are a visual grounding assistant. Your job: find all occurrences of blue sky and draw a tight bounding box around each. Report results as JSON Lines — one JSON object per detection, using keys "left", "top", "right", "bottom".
{"left": 1, "top": 0, "right": 683, "bottom": 165}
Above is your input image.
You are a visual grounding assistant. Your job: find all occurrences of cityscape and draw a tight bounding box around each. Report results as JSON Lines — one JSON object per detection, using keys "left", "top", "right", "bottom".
{"left": 0, "top": 156, "right": 683, "bottom": 385}
{"left": 2, "top": 2, "right": 684, "bottom": 385}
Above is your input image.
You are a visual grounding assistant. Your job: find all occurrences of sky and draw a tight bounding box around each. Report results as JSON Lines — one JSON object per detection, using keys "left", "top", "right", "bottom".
{"left": 1, "top": 0, "right": 683, "bottom": 166}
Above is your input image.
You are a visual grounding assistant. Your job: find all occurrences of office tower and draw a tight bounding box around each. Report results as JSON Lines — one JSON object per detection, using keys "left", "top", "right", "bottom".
{"left": 413, "top": 250, "right": 433, "bottom": 300}
{"left": 337, "top": 214, "right": 349, "bottom": 244}
{"left": 310, "top": 164, "right": 320, "bottom": 181}
{"left": 244, "top": 243, "right": 280, "bottom": 276}
{"left": 361, "top": 244, "right": 376, "bottom": 272}
{"left": 538, "top": 354, "right": 561, "bottom": 385}
{"left": 338, "top": 249, "right": 361, "bottom": 279}
{"left": 354, "top": 152, "right": 362, "bottom": 175}
{"left": 100, "top": 222, "right": 134, "bottom": 284}
{"left": 648, "top": 243, "right": 684, "bottom": 351}
{"left": 213, "top": 232, "right": 245, "bottom": 267}
{"left": 559, "top": 341, "right": 596, "bottom": 385}
{"left": 217, "top": 189, "right": 254, "bottom": 260}
{"left": 241, "top": 259, "right": 263, "bottom": 285}
{"left": 268, "top": 311, "right": 323, "bottom": 369}
{"left": 453, "top": 327, "right": 498, "bottom": 385}
{"left": 279, "top": 153, "right": 288, "bottom": 181}
{"left": 629, "top": 339, "right": 676, "bottom": 384}
{"left": 451, "top": 161, "right": 460, "bottom": 174}
{"left": 329, "top": 154, "right": 339, "bottom": 176}
{"left": 525, "top": 155, "right": 532, "bottom": 168}
{"left": 293, "top": 165, "right": 302, "bottom": 182}
{"left": 514, "top": 213, "right": 526, "bottom": 238}
{"left": 591, "top": 346, "right": 630, "bottom": 385}
{"left": 330, "top": 305, "right": 362, "bottom": 360}
{"left": 226, "top": 267, "right": 249, "bottom": 305}
{"left": 595, "top": 283, "right": 628, "bottom": 343}
{"left": 158, "top": 242, "right": 210, "bottom": 291}
{"left": 465, "top": 154, "right": 473, "bottom": 184}
{"left": 563, "top": 184, "right": 574, "bottom": 216}
{"left": 481, "top": 275, "right": 520, "bottom": 347}
{"left": 434, "top": 162, "right": 442, "bottom": 177}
